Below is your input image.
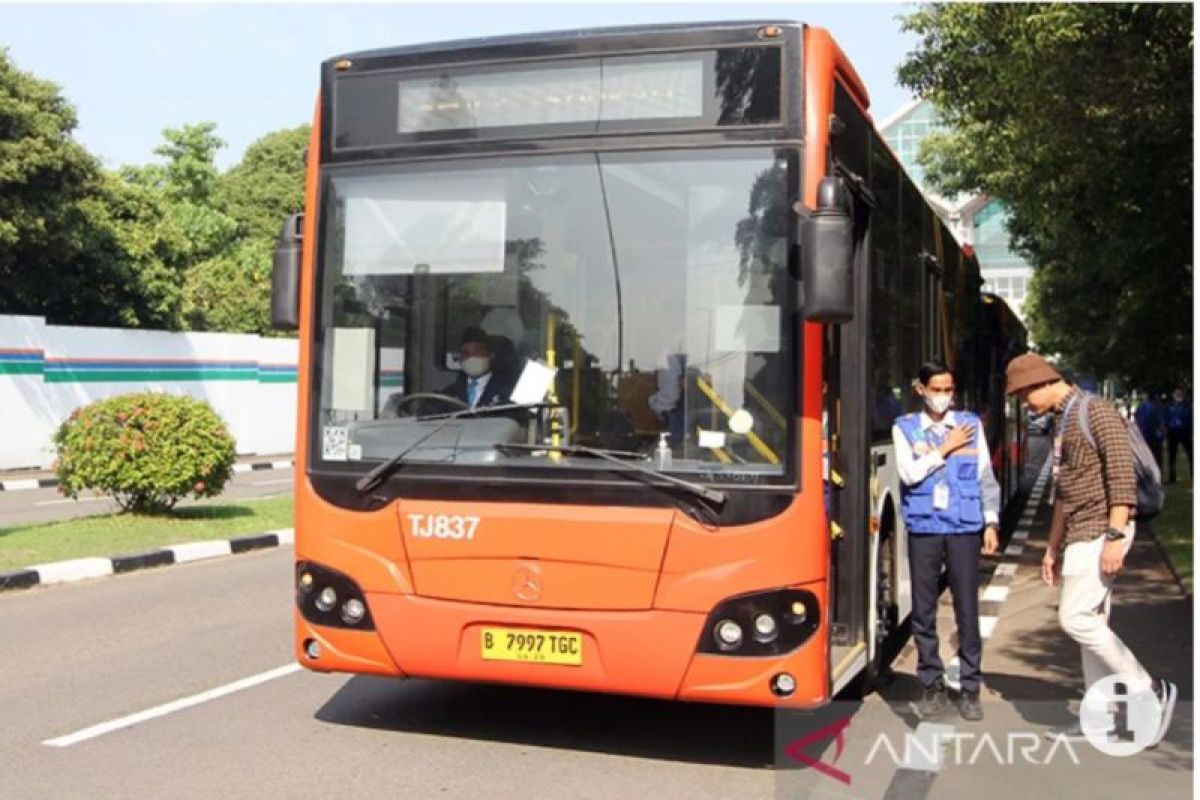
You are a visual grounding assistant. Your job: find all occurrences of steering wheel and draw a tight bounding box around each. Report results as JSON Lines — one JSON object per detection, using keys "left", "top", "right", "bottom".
{"left": 389, "top": 392, "right": 469, "bottom": 417}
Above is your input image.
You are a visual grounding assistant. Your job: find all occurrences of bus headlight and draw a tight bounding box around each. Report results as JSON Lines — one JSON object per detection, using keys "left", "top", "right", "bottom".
{"left": 714, "top": 619, "right": 744, "bottom": 650}
{"left": 697, "top": 588, "right": 819, "bottom": 657}
{"left": 341, "top": 598, "right": 366, "bottom": 624}
{"left": 296, "top": 561, "right": 374, "bottom": 631}
{"left": 315, "top": 587, "right": 338, "bottom": 613}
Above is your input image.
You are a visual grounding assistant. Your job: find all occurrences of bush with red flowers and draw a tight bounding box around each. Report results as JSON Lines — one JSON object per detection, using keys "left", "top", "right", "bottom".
{"left": 52, "top": 393, "right": 236, "bottom": 514}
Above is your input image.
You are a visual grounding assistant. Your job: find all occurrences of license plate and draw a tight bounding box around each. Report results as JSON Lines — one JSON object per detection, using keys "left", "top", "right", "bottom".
{"left": 480, "top": 626, "right": 583, "bottom": 666}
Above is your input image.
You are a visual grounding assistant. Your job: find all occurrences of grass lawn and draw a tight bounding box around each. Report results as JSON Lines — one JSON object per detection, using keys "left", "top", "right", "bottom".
{"left": 1150, "top": 456, "right": 1192, "bottom": 592}
{"left": 0, "top": 495, "right": 294, "bottom": 572}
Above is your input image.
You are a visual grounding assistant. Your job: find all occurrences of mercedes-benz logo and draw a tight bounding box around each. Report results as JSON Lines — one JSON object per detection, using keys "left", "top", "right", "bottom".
{"left": 512, "top": 564, "right": 543, "bottom": 602}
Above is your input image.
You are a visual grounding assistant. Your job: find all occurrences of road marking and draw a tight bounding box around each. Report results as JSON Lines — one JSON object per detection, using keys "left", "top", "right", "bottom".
{"left": 251, "top": 478, "right": 293, "bottom": 486}
{"left": 43, "top": 663, "right": 303, "bottom": 747}
{"left": 34, "top": 497, "right": 106, "bottom": 506}
{"left": 981, "top": 585, "right": 1009, "bottom": 603}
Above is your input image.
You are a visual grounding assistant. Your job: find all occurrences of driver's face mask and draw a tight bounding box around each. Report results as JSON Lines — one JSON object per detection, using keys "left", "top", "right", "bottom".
{"left": 461, "top": 356, "right": 490, "bottom": 378}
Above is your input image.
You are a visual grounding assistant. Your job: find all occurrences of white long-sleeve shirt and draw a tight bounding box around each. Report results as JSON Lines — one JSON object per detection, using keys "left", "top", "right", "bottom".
{"left": 891, "top": 410, "right": 1001, "bottom": 526}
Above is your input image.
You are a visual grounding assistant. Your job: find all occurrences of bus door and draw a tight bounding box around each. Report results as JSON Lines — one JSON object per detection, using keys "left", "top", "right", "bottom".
{"left": 826, "top": 178, "right": 873, "bottom": 672}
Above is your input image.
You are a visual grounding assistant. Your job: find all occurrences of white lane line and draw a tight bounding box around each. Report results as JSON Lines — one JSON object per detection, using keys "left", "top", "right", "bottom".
{"left": 993, "top": 562, "right": 1018, "bottom": 578}
{"left": 979, "top": 616, "right": 999, "bottom": 639}
{"left": 1004, "top": 543, "right": 1025, "bottom": 557}
{"left": 34, "top": 497, "right": 107, "bottom": 507}
{"left": 251, "top": 478, "right": 293, "bottom": 486}
{"left": 43, "top": 663, "right": 302, "bottom": 747}
{"left": 982, "top": 585, "right": 1010, "bottom": 604}
{"left": 1011, "top": 529, "right": 1029, "bottom": 541}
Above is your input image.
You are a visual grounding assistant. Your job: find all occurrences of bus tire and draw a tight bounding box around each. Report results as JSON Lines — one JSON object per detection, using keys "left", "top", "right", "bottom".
{"left": 844, "top": 506, "right": 900, "bottom": 698}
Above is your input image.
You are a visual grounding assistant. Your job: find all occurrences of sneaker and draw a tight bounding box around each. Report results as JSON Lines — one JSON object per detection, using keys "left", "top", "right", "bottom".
{"left": 957, "top": 689, "right": 984, "bottom": 721}
{"left": 915, "top": 678, "right": 950, "bottom": 718}
{"left": 1149, "top": 678, "right": 1178, "bottom": 748}
{"left": 1044, "top": 720, "right": 1090, "bottom": 742}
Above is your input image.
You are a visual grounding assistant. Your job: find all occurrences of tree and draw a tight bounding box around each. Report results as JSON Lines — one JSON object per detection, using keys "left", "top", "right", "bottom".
{"left": 0, "top": 49, "right": 146, "bottom": 326}
{"left": 898, "top": 4, "right": 1192, "bottom": 387}
{"left": 181, "top": 124, "right": 309, "bottom": 334}
{"left": 216, "top": 124, "right": 309, "bottom": 242}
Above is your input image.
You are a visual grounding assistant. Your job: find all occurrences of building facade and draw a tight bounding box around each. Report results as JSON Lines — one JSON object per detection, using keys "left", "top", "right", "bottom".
{"left": 879, "top": 99, "right": 1033, "bottom": 322}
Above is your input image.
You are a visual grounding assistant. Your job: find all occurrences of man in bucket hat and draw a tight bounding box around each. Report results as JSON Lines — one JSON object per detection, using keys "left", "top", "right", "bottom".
{"left": 1006, "top": 354, "right": 1176, "bottom": 745}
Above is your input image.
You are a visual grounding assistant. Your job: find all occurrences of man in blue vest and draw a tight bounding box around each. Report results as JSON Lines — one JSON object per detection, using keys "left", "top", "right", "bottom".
{"left": 893, "top": 360, "right": 1001, "bottom": 721}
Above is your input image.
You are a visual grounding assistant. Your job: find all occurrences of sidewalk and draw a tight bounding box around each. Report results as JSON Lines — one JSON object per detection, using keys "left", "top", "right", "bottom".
{"left": 0, "top": 453, "right": 293, "bottom": 492}
{"left": 881, "top": 463, "right": 1194, "bottom": 799}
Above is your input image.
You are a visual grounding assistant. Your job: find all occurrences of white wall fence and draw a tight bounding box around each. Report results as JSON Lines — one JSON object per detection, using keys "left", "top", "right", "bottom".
{"left": 0, "top": 315, "right": 298, "bottom": 471}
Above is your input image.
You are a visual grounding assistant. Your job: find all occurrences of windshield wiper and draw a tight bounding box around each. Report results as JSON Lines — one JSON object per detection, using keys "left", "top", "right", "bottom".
{"left": 495, "top": 442, "right": 726, "bottom": 508}
{"left": 355, "top": 402, "right": 560, "bottom": 495}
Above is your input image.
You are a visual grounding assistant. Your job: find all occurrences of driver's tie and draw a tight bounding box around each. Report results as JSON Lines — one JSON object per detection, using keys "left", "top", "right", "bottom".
{"left": 467, "top": 378, "right": 479, "bottom": 408}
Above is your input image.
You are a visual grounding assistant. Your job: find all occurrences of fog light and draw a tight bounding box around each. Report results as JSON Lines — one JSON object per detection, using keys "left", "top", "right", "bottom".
{"left": 771, "top": 672, "right": 796, "bottom": 696}
{"left": 790, "top": 600, "right": 807, "bottom": 620}
{"left": 341, "top": 597, "right": 366, "bottom": 624}
{"left": 715, "top": 619, "right": 743, "bottom": 649}
{"left": 315, "top": 586, "right": 337, "bottom": 612}
{"left": 304, "top": 638, "right": 321, "bottom": 660}
{"left": 753, "top": 613, "right": 778, "bottom": 639}
{"left": 298, "top": 572, "right": 315, "bottom": 592}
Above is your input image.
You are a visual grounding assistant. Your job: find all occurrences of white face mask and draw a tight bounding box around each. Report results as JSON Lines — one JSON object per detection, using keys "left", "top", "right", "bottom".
{"left": 461, "top": 356, "right": 490, "bottom": 378}
{"left": 925, "top": 393, "right": 953, "bottom": 415}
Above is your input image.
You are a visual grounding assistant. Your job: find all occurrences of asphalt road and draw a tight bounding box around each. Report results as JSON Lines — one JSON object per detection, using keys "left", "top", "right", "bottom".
{"left": 2, "top": 436, "right": 1191, "bottom": 799}
{"left": 0, "top": 466, "right": 295, "bottom": 528}
{"left": 3, "top": 548, "right": 786, "bottom": 800}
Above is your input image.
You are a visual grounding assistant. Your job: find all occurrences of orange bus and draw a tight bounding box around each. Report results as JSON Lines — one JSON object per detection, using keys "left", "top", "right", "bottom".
{"left": 271, "top": 21, "right": 1026, "bottom": 707}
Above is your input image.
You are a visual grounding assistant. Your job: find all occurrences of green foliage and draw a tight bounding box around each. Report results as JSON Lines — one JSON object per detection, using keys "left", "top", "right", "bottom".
{"left": 898, "top": 4, "right": 1193, "bottom": 386}
{"left": 216, "top": 124, "right": 309, "bottom": 242}
{"left": 1, "top": 49, "right": 309, "bottom": 334}
{"left": 52, "top": 393, "right": 237, "bottom": 514}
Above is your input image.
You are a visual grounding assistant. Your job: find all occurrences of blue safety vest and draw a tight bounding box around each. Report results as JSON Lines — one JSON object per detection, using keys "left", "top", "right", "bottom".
{"left": 896, "top": 411, "right": 984, "bottom": 535}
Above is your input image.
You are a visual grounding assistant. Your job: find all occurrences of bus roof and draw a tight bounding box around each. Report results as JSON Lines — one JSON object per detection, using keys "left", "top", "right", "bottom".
{"left": 326, "top": 19, "right": 807, "bottom": 67}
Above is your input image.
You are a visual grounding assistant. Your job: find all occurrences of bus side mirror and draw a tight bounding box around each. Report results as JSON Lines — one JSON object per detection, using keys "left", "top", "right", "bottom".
{"left": 271, "top": 213, "right": 304, "bottom": 330}
{"left": 800, "top": 177, "right": 854, "bottom": 323}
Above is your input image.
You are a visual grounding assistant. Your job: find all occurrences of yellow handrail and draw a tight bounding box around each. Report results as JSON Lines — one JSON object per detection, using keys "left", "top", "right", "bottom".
{"left": 695, "top": 377, "right": 780, "bottom": 465}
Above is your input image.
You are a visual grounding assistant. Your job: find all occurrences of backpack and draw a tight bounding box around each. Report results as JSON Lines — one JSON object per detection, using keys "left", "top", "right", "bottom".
{"left": 1078, "top": 394, "right": 1165, "bottom": 520}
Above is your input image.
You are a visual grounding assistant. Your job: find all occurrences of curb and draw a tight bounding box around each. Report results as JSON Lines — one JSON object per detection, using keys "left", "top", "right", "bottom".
{"left": 0, "top": 528, "right": 294, "bottom": 592}
{"left": 0, "top": 459, "right": 294, "bottom": 493}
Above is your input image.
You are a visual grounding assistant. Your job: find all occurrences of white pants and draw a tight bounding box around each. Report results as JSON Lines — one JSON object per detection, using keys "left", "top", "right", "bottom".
{"left": 1058, "top": 525, "right": 1152, "bottom": 692}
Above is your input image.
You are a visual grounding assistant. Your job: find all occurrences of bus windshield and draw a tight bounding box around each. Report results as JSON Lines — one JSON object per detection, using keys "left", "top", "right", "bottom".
{"left": 314, "top": 147, "right": 794, "bottom": 481}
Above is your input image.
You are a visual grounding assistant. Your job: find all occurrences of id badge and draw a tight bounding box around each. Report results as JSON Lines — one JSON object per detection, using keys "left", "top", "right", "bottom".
{"left": 933, "top": 483, "right": 950, "bottom": 510}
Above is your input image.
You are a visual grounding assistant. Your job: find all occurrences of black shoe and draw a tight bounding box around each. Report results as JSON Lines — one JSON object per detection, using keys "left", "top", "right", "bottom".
{"left": 1044, "top": 720, "right": 1089, "bottom": 741}
{"left": 957, "top": 689, "right": 983, "bottom": 721}
{"left": 915, "top": 678, "right": 950, "bottom": 718}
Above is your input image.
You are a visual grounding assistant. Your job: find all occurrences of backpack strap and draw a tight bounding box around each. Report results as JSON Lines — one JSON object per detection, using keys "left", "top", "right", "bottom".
{"left": 1078, "top": 393, "right": 1098, "bottom": 451}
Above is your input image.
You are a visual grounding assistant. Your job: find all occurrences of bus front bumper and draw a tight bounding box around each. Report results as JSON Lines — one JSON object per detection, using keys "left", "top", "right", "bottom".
{"left": 295, "top": 588, "right": 830, "bottom": 708}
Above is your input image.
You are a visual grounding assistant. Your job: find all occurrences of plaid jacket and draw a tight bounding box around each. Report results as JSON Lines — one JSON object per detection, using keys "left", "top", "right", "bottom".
{"left": 1056, "top": 388, "right": 1137, "bottom": 544}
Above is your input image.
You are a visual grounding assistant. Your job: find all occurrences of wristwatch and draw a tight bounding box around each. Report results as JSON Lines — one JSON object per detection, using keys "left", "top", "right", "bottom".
{"left": 1104, "top": 527, "right": 1127, "bottom": 542}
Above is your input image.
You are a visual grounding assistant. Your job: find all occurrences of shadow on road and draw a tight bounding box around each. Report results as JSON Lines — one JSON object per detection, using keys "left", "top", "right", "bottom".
{"left": 315, "top": 675, "right": 782, "bottom": 767}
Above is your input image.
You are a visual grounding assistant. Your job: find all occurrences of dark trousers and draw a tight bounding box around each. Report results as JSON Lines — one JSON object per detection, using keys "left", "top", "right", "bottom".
{"left": 908, "top": 532, "right": 982, "bottom": 693}
{"left": 1167, "top": 430, "right": 1192, "bottom": 482}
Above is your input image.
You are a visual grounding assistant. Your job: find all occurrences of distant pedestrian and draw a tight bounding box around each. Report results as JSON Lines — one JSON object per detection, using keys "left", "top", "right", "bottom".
{"left": 1165, "top": 387, "right": 1192, "bottom": 483}
{"left": 1006, "top": 354, "right": 1176, "bottom": 745}
{"left": 1134, "top": 390, "right": 1166, "bottom": 472}
{"left": 894, "top": 360, "right": 1000, "bottom": 722}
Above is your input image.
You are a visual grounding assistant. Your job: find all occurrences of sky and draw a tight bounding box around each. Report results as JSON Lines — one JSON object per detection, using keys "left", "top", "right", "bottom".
{"left": 0, "top": 2, "right": 921, "bottom": 170}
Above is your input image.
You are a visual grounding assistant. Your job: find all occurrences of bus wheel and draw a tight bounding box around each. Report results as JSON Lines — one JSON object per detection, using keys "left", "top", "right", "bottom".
{"left": 845, "top": 512, "right": 898, "bottom": 698}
